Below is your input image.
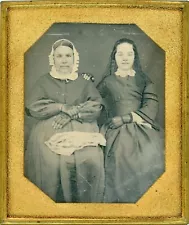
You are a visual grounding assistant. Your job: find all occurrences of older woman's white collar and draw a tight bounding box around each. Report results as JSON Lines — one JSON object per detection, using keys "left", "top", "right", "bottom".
{"left": 50, "top": 65, "right": 78, "bottom": 81}
{"left": 115, "top": 69, "right": 136, "bottom": 77}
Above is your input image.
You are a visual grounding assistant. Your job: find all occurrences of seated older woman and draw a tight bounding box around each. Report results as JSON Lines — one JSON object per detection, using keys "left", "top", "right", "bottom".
{"left": 24, "top": 39, "right": 105, "bottom": 203}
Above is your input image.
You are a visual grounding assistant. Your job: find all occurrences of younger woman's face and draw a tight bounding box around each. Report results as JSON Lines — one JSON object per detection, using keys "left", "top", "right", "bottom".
{"left": 115, "top": 42, "right": 135, "bottom": 71}
{"left": 54, "top": 45, "right": 74, "bottom": 74}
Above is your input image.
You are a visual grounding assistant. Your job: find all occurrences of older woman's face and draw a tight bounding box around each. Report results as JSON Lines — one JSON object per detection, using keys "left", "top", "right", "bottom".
{"left": 54, "top": 46, "right": 74, "bottom": 74}
{"left": 115, "top": 43, "right": 135, "bottom": 71}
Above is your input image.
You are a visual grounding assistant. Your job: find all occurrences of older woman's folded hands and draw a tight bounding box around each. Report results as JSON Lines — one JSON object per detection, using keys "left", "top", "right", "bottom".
{"left": 52, "top": 101, "right": 102, "bottom": 129}
{"left": 52, "top": 104, "right": 79, "bottom": 129}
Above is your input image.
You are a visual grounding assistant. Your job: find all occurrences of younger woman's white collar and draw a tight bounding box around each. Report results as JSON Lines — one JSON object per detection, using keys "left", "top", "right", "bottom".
{"left": 115, "top": 69, "right": 136, "bottom": 77}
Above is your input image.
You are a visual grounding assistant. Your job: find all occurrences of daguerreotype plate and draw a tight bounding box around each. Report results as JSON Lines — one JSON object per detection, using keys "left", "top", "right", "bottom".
{"left": 0, "top": 0, "right": 189, "bottom": 224}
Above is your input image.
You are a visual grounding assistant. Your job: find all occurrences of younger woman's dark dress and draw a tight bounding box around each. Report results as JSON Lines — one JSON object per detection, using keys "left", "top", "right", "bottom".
{"left": 98, "top": 74, "right": 165, "bottom": 203}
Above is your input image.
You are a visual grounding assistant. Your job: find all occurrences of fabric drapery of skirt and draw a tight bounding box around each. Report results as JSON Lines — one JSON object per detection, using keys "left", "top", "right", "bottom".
{"left": 102, "top": 122, "right": 164, "bottom": 203}
{"left": 25, "top": 116, "right": 105, "bottom": 203}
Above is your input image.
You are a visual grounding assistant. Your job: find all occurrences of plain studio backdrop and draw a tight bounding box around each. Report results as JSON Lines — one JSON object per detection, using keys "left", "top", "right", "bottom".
{"left": 24, "top": 23, "right": 165, "bottom": 144}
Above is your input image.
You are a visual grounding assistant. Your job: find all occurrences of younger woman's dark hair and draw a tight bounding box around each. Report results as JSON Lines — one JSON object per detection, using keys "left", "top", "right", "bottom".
{"left": 103, "top": 38, "right": 151, "bottom": 89}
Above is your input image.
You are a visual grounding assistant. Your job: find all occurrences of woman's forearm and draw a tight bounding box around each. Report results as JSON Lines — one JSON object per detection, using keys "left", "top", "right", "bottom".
{"left": 26, "top": 99, "right": 68, "bottom": 120}
{"left": 78, "top": 104, "right": 102, "bottom": 122}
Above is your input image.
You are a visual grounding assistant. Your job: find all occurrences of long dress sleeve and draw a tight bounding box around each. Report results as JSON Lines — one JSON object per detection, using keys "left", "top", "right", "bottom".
{"left": 96, "top": 78, "right": 111, "bottom": 126}
{"left": 84, "top": 80, "right": 104, "bottom": 103}
{"left": 134, "top": 82, "right": 159, "bottom": 129}
{"left": 79, "top": 81, "right": 103, "bottom": 122}
{"left": 25, "top": 78, "right": 61, "bottom": 120}
{"left": 26, "top": 99, "right": 62, "bottom": 120}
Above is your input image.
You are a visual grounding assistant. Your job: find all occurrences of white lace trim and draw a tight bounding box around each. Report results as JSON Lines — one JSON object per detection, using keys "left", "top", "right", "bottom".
{"left": 45, "top": 131, "right": 106, "bottom": 156}
{"left": 115, "top": 69, "right": 136, "bottom": 77}
{"left": 50, "top": 66, "right": 78, "bottom": 81}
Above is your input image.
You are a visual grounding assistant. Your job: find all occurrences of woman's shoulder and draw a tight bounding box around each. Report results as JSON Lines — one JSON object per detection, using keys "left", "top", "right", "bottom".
{"left": 103, "top": 75, "right": 115, "bottom": 85}
{"left": 34, "top": 73, "right": 52, "bottom": 85}
{"left": 35, "top": 73, "right": 50, "bottom": 82}
{"left": 100, "top": 75, "right": 113, "bottom": 83}
{"left": 135, "top": 71, "right": 153, "bottom": 88}
{"left": 96, "top": 76, "right": 112, "bottom": 90}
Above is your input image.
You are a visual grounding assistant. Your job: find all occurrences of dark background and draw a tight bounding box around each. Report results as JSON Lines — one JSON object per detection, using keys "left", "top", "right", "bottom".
{"left": 24, "top": 23, "right": 165, "bottom": 142}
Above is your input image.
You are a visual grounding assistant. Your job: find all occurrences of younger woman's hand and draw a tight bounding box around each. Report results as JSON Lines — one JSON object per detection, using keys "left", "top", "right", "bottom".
{"left": 108, "top": 116, "right": 124, "bottom": 129}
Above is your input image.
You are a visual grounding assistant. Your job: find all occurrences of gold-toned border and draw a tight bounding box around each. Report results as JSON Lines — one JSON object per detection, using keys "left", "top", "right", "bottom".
{"left": 0, "top": 1, "right": 189, "bottom": 224}
{"left": 182, "top": 2, "right": 189, "bottom": 224}
{"left": 0, "top": 0, "right": 8, "bottom": 222}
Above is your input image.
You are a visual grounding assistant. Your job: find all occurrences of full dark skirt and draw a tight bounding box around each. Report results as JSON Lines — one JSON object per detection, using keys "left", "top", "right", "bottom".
{"left": 103, "top": 122, "right": 165, "bottom": 203}
{"left": 24, "top": 116, "right": 105, "bottom": 203}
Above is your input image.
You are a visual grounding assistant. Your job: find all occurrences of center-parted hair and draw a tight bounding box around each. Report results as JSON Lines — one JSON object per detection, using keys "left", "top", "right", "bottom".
{"left": 103, "top": 38, "right": 151, "bottom": 89}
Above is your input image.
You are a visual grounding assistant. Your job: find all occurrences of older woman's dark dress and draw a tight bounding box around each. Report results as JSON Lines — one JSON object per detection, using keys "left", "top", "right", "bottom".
{"left": 98, "top": 74, "right": 165, "bottom": 203}
{"left": 25, "top": 73, "right": 104, "bottom": 203}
